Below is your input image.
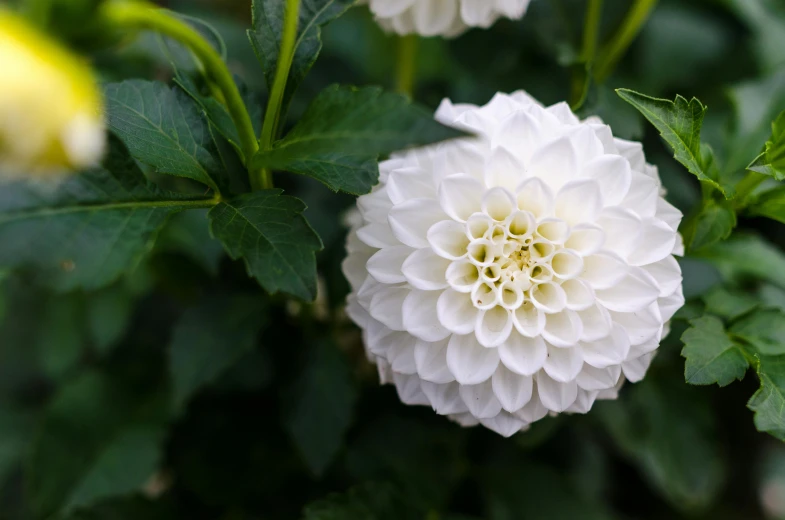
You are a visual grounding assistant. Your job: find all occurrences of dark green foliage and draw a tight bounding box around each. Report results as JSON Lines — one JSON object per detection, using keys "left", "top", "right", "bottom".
{"left": 3, "top": 1, "right": 785, "bottom": 520}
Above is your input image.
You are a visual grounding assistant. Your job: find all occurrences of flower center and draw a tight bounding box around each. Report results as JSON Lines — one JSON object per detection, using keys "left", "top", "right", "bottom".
{"left": 445, "top": 210, "right": 583, "bottom": 313}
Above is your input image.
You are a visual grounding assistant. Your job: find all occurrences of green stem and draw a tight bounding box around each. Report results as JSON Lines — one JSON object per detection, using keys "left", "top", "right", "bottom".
{"left": 395, "top": 34, "right": 418, "bottom": 97}
{"left": 569, "top": 0, "right": 603, "bottom": 109}
{"left": 257, "top": 0, "right": 301, "bottom": 191}
{"left": 101, "top": 1, "right": 259, "bottom": 175}
{"left": 593, "top": 0, "right": 658, "bottom": 83}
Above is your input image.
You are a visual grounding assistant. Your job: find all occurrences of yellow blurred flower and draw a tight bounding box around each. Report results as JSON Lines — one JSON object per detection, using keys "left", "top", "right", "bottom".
{"left": 0, "top": 9, "right": 105, "bottom": 177}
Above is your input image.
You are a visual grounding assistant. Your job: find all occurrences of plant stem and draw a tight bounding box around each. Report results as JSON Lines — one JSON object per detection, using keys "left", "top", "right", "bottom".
{"left": 569, "top": 0, "right": 603, "bottom": 109}
{"left": 395, "top": 34, "right": 418, "bottom": 97}
{"left": 257, "top": 0, "right": 301, "bottom": 191}
{"left": 101, "top": 1, "right": 259, "bottom": 173}
{"left": 593, "top": 0, "right": 658, "bottom": 83}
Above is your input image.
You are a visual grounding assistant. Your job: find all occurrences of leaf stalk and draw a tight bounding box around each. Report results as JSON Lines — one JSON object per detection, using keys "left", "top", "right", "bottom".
{"left": 257, "top": 0, "right": 302, "bottom": 191}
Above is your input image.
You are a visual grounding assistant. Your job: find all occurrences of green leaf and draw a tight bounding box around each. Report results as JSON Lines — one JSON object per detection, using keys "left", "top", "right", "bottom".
{"left": 169, "top": 294, "right": 266, "bottom": 409}
{"left": 36, "top": 294, "right": 88, "bottom": 381}
{"left": 104, "top": 80, "right": 224, "bottom": 192}
{"left": 29, "top": 370, "right": 170, "bottom": 518}
{"left": 730, "top": 309, "right": 785, "bottom": 355}
{"left": 749, "top": 110, "right": 785, "bottom": 180}
{"left": 208, "top": 189, "right": 323, "bottom": 300}
{"left": 695, "top": 234, "right": 785, "bottom": 290}
{"left": 595, "top": 377, "right": 725, "bottom": 512}
{"left": 174, "top": 72, "right": 263, "bottom": 164}
{"left": 702, "top": 286, "right": 759, "bottom": 320}
{"left": 249, "top": 0, "right": 357, "bottom": 117}
{"left": 285, "top": 342, "right": 357, "bottom": 476}
{"left": 681, "top": 316, "right": 750, "bottom": 386}
{"left": 86, "top": 284, "right": 137, "bottom": 355}
{"left": 686, "top": 199, "right": 737, "bottom": 251}
{"left": 748, "top": 185, "right": 785, "bottom": 224}
{"left": 0, "top": 138, "right": 215, "bottom": 292}
{"left": 616, "top": 89, "right": 733, "bottom": 197}
{"left": 251, "top": 85, "right": 465, "bottom": 195}
{"left": 748, "top": 355, "right": 785, "bottom": 442}
{"left": 302, "top": 482, "right": 419, "bottom": 520}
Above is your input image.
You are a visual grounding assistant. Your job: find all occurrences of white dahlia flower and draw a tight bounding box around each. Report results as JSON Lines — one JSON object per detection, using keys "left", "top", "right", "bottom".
{"left": 365, "top": 0, "right": 531, "bottom": 37}
{"left": 342, "top": 91, "right": 685, "bottom": 437}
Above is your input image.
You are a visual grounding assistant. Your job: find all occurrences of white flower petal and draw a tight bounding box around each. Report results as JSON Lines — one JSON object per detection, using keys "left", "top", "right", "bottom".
{"left": 447, "top": 333, "right": 500, "bottom": 385}
{"left": 494, "top": 109, "right": 542, "bottom": 162}
{"left": 484, "top": 146, "right": 526, "bottom": 191}
{"left": 565, "top": 224, "right": 605, "bottom": 256}
{"left": 622, "top": 352, "right": 654, "bottom": 383}
{"left": 367, "top": 246, "right": 413, "bottom": 284}
{"left": 459, "top": 379, "right": 503, "bottom": 419}
{"left": 402, "top": 248, "right": 450, "bottom": 290}
{"left": 389, "top": 198, "right": 447, "bottom": 248}
{"left": 437, "top": 289, "right": 479, "bottom": 334}
{"left": 428, "top": 220, "right": 470, "bottom": 260}
{"left": 403, "top": 289, "right": 451, "bottom": 341}
{"left": 438, "top": 174, "right": 485, "bottom": 222}
{"left": 389, "top": 334, "right": 418, "bottom": 374}
{"left": 479, "top": 412, "right": 526, "bottom": 437}
{"left": 542, "top": 310, "right": 582, "bottom": 347}
{"left": 482, "top": 186, "right": 517, "bottom": 221}
{"left": 475, "top": 306, "right": 513, "bottom": 347}
{"left": 577, "top": 304, "right": 613, "bottom": 342}
{"left": 516, "top": 176, "right": 554, "bottom": 219}
{"left": 393, "top": 372, "right": 429, "bottom": 406}
{"left": 581, "top": 252, "right": 629, "bottom": 290}
{"left": 581, "top": 154, "right": 632, "bottom": 206}
{"left": 499, "top": 333, "right": 547, "bottom": 376}
{"left": 576, "top": 364, "right": 621, "bottom": 391}
{"left": 492, "top": 365, "right": 534, "bottom": 412}
{"left": 543, "top": 343, "right": 583, "bottom": 382}
{"left": 512, "top": 301, "right": 545, "bottom": 337}
{"left": 581, "top": 324, "right": 631, "bottom": 368}
{"left": 528, "top": 136, "right": 579, "bottom": 192}
{"left": 536, "top": 372, "right": 578, "bottom": 412}
{"left": 421, "top": 381, "right": 468, "bottom": 414}
{"left": 595, "top": 269, "right": 660, "bottom": 313}
{"left": 555, "top": 180, "right": 603, "bottom": 226}
{"left": 387, "top": 167, "right": 436, "bottom": 205}
{"left": 369, "top": 286, "right": 408, "bottom": 331}
{"left": 414, "top": 338, "right": 455, "bottom": 383}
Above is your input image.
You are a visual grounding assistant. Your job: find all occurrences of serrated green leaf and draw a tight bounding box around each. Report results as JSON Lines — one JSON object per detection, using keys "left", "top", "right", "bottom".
{"left": 702, "top": 286, "right": 759, "bottom": 320}
{"left": 174, "top": 72, "right": 263, "bottom": 164}
{"left": 616, "top": 89, "right": 733, "bottom": 197}
{"left": 681, "top": 316, "right": 749, "bottom": 386}
{"left": 687, "top": 199, "right": 737, "bottom": 251}
{"left": 251, "top": 85, "right": 464, "bottom": 194}
{"left": 0, "top": 138, "right": 216, "bottom": 292}
{"left": 249, "top": 0, "right": 357, "bottom": 118}
{"left": 105, "top": 80, "right": 225, "bottom": 192}
{"left": 208, "top": 190, "right": 323, "bottom": 300}
{"left": 156, "top": 209, "right": 225, "bottom": 276}
{"left": 749, "top": 110, "right": 785, "bottom": 180}
{"left": 749, "top": 185, "right": 785, "bottom": 224}
{"left": 749, "top": 355, "right": 785, "bottom": 441}
{"left": 169, "top": 294, "right": 266, "bottom": 409}
{"left": 285, "top": 342, "right": 357, "bottom": 477}
{"left": 695, "top": 234, "right": 785, "bottom": 290}
{"left": 29, "top": 370, "right": 170, "bottom": 518}
{"left": 730, "top": 309, "right": 785, "bottom": 355}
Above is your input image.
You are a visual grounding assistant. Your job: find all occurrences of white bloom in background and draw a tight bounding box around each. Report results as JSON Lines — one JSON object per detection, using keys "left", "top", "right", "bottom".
{"left": 342, "top": 91, "right": 684, "bottom": 437}
{"left": 365, "top": 0, "right": 531, "bottom": 37}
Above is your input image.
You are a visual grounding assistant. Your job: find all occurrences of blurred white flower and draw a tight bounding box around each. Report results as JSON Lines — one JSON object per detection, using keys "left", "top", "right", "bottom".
{"left": 342, "top": 91, "right": 684, "bottom": 437}
{"left": 0, "top": 10, "right": 105, "bottom": 178}
{"left": 365, "top": 0, "right": 531, "bottom": 37}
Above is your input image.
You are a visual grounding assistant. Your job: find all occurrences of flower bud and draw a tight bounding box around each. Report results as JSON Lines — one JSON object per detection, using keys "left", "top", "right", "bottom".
{"left": 0, "top": 9, "right": 105, "bottom": 177}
